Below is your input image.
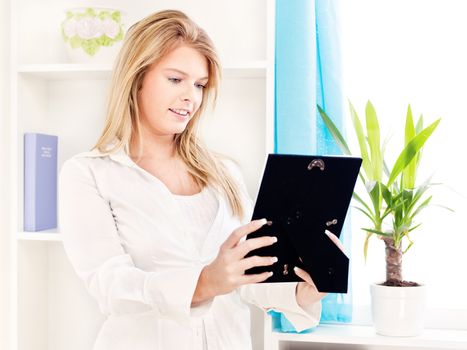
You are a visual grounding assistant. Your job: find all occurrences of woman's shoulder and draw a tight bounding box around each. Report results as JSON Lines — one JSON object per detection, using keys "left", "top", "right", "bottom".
{"left": 60, "top": 148, "right": 112, "bottom": 179}
{"left": 63, "top": 148, "right": 106, "bottom": 166}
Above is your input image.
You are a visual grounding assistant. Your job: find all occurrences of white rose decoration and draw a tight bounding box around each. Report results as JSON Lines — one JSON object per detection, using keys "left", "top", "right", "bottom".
{"left": 102, "top": 18, "right": 120, "bottom": 39}
{"left": 76, "top": 17, "right": 103, "bottom": 39}
{"left": 62, "top": 8, "right": 124, "bottom": 60}
{"left": 63, "top": 18, "right": 77, "bottom": 38}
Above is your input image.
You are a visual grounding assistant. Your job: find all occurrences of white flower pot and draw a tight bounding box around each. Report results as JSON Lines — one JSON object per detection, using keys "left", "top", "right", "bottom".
{"left": 61, "top": 7, "right": 125, "bottom": 64}
{"left": 370, "top": 283, "right": 426, "bottom": 336}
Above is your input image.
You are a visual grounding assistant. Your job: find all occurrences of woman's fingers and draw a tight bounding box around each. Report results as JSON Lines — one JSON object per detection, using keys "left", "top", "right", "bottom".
{"left": 238, "top": 255, "right": 277, "bottom": 272}
{"left": 293, "top": 266, "right": 315, "bottom": 286}
{"left": 241, "top": 271, "right": 273, "bottom": 284}
{"left": 221, "top": 219, "right": 268, "bottom": 250}
{"left": 235, "top": 235, "right": 277, "bottom": 259}
{"left": 325, "top": 230, "right": 346, "bottom": 255}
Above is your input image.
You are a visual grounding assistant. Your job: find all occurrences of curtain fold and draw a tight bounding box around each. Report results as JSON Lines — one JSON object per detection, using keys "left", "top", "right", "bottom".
{"left": 272, "top": 0, "right": 352, "bottom": 331}
{"left": 274, "top": 0, "right": 317, "bottom": 155}
{"left": 315, "top": 0, "right": 353, "bottom": 324}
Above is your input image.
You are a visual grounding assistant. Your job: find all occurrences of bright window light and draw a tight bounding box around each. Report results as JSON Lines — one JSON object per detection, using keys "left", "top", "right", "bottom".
{"left": 339, "top": 0, "right": 467, "bottom": 328}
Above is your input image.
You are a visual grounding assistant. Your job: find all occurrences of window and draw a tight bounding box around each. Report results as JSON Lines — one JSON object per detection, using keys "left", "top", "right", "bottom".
{"left": 339, "top": 0, "right": 467, "bottom": 329}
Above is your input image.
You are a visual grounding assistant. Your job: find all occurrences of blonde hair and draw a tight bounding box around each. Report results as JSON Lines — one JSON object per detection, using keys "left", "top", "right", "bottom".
{"left": 94, "top": 9, "right": 245, "bottom": 218}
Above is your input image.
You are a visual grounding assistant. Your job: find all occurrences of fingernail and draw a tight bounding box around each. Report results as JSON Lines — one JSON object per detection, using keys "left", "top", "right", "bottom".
{"left": 272, "top": 257, "right": 278, "bottom": 263}
{"left": 324, "top": 230, "right": 331, "bottom": 236}
{"left": 271, "top": 236, "right": 278, "bottom": 243}
{"left": 260, "top": 218, "right": 267, "bottom": 225}
{"left": 269, "top": 271, "right": 273, "bottom": 276}
{"left": 294, "top": 267, "right": 299, "bottom": 272}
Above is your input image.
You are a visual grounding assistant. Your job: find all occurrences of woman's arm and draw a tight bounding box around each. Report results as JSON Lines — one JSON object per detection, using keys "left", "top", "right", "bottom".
{"left": 60, "top": 158, "right": 206, "bottom": 321}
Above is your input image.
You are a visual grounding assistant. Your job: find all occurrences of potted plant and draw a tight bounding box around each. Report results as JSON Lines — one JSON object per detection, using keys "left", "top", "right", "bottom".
{"left": 318, "top": 101, "right": 442, "bottom": 336}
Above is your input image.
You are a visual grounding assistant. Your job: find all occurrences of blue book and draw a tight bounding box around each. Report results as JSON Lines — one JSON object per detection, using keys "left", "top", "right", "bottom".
{"left": 23, "top": 133, "right": 58, "bottom": 232}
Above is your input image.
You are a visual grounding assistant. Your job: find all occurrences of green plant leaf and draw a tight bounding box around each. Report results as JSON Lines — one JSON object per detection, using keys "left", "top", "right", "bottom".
{"left": 354, "top": 206, "right": 377, "bottom": 224}
{"left": 408, "top": 222, "right": 422, "bottom": 232}
{"left": 383, "top": 160, "right": 391, "bottom": 178}
{"left": 415, "top": 114, "right": 424, "bottom": 170}
{"left": 317, "top": 105, "right": 351, "bottom": 155}
{"left": 349, "top": 101, "right": 372, "bottom": 179}
{"left": 353, "top": 192, "right": 374, "bottom": 217}
{"left": 404, "top": 105, "right": 415, "bottom": 146}
{"left": 406, "top": 181, "right": 431, "bottom": 215}
{"left": 380, "top": 183, "right": 392, "bottom": 207}
{"left": 363, "top": 231, "right": 373, "bottom": 262}
{"left": 368, "top": 181, "right": 382, "bottom": 222}
{"left": 361, "top": 228, "right": 392, "bottom": 237}
{"left": 365, "top": 180, "right": 376, "bottom": 193}
{"left": 410, "top": 195, "right": 433, "bottom": 220}
{"left": 415, "top": 114, "right": 424, "bottom": 133}
{"left": 403, "top": 240, "right": 414, "bottom": 254}
{"left": 365, "top": 101, "right": 382, "bottom": 181}
{"left": 387, "top": 118, "right": 441, "bottom": 186}
{"left": 432, "top": 204, "right": 455, "bottom": 212}
{"left": 403, "top": 105, "right": 417, "bottom": 189}
{"left": 381, "top": 206, "right": 393, "bottom": 220}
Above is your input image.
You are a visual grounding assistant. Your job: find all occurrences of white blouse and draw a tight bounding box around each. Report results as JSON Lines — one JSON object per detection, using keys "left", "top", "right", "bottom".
{"left": 59, "top": 147, "right": 321, "bottom": 350}
{"left": 172, "top": 186, "right": 219, "bottom": 254}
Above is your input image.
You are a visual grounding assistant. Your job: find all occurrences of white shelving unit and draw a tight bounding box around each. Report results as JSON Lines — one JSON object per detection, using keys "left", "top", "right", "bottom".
{"left": 17, "top": 231, "right": 61, "bottom": 242}
{"left": 17, "top": 61, "right": 268, "bottom": 80}
{"left": 264, "top": 321, "right": 467, "bottom": 350}
{"left": 9, "top": 1, "right": 274, "bottom": 350}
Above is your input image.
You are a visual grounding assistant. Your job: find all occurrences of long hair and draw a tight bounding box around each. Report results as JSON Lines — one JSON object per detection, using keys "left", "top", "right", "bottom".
{"left": 93, "top": 9, "right": 245, "bottom": 218}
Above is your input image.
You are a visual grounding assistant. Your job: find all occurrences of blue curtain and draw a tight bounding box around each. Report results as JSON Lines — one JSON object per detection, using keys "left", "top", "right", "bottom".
{"left": 271, "top": 0, "right": 352, "bottom": 332}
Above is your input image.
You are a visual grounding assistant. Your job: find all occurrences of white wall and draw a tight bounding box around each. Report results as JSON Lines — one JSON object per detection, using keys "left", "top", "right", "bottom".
{"left": 339, "top": 0, "right": 467, "bottom": 328}
{"left": 0, "top": 0, "right": 11, "bottom": 348}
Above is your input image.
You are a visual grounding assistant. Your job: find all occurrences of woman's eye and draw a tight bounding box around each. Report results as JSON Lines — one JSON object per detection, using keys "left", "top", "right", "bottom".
{"left": 168, "top": 77, "right": 181, "bottom": 84}
{"left": 195, "top": 83, "right": 206, "bottom": 90}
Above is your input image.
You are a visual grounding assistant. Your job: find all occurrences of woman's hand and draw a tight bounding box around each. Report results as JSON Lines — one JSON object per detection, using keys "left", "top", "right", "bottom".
{"left": 295, "top": 230, "right": 347, "bottom": 308}
{"left": 192, "top": 219, "right": 277, "bottom": 305}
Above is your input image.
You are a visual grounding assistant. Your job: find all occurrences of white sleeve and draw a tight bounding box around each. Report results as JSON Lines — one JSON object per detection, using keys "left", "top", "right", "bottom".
{"left": 59, "top": 158, "right": 208, "bottom": 322}
{"left": 239, "top": 283, "right": 321, "bottom": 332}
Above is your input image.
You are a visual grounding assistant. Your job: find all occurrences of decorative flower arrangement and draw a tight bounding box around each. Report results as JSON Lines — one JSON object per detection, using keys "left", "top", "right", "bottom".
{"left": 61, "top": 7, "right": 124, "bottom": 60}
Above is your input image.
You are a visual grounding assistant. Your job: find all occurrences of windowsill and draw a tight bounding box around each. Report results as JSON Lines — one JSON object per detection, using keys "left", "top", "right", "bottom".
{"left": 269, "top": 324, "right": 467, "bottom": 349}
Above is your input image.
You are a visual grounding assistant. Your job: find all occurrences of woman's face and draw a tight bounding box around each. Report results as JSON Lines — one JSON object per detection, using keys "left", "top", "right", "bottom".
{"left": 137, "top": 44, "right": 209, "bottom": 138}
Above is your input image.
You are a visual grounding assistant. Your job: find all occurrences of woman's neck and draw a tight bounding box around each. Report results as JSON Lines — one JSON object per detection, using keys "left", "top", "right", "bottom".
{"left": 130, "top": 134, "right": 177, "bottom": 162}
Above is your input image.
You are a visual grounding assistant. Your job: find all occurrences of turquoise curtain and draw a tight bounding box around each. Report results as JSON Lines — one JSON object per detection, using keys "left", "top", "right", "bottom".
{"left": 271, "top": 0, "right": 352, "bottom": 332}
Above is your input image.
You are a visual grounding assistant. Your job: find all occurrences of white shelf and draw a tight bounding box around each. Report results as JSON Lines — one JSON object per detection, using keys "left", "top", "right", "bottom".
{"left": 17, "top": 61, "right": 267, "bottom": 80}
{"left": 270, "top": 324, "right": 467, "bottom": 349}
{"left": 17, "top": 63, "right": 113, "bottom": 80}
{"left": 18, "top": 230, "right": 62, "bottom": 242}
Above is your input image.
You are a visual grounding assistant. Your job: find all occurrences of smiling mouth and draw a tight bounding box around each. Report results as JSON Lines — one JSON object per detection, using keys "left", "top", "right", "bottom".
{"left": 169, "top": 108, "right": 190, "bottom": 117}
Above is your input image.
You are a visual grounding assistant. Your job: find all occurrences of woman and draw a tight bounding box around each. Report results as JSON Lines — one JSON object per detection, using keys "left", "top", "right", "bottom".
{"left": 60, "top": 9, "right": 341, "bottom": 350}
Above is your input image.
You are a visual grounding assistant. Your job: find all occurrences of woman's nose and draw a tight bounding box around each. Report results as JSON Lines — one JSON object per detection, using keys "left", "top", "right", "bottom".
{"left": 180, "top": 84, "right": 198, "bottom": 102}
